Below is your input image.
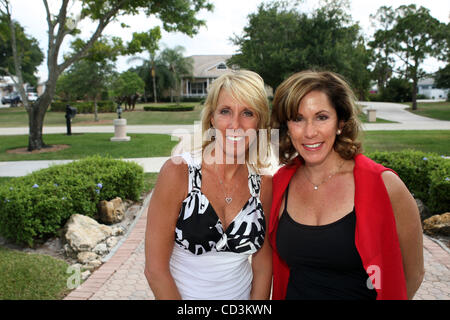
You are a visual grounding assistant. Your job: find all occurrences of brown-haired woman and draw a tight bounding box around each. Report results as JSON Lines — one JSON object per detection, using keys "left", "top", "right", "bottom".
{"left": 269, "top": 70, "right": 424, "bottom": 300}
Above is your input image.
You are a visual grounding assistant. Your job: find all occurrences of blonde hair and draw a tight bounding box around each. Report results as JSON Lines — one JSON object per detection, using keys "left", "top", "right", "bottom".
{"left": 200, "top": 70, "right": 271, "bottom": 171}
{"left": 271, "top": 70, "right": 363, "bottom": 165}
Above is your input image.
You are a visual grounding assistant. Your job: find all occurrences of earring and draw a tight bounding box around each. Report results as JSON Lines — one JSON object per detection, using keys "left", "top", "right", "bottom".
{"left": 336, "top": 129, "right": 342, "bottom": 135}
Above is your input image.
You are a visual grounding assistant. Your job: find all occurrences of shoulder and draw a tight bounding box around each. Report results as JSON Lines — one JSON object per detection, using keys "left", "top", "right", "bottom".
{"left": 159, "top": 156, "right": 189, "bottom": 180}
{"left": 154, "top": 157, "right": 189, "bottom": 198}
{"left": 273, "top": 162, "right": 298, "bottom": 183}
{"left": 381, "top": 170, "right": 407, "bottom": 200}
{"left": 354, "top": 153, "right": 388, "bottom": 174}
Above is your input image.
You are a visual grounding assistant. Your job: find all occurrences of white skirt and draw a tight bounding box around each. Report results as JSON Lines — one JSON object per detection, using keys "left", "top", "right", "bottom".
{"left": 169, "top": 244, "right": 252, "bottom": 300}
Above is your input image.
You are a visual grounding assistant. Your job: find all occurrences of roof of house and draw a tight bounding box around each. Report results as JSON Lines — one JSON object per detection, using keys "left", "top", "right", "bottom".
{"left": 188, "top": 55, "right": 232, "bottom": 78}
{"left": 418, "top": 78, "right": 435, "bottom": 86}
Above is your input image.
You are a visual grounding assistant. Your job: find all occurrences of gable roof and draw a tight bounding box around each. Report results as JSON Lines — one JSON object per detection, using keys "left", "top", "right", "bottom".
{"left": 188, "top": 55, "right": 232, "bottom": 78}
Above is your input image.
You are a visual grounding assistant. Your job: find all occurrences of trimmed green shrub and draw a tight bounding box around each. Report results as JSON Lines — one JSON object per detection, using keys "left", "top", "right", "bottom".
{"left": 143, "top": 105, "right": 195, "bottom": 112}
{"left": 0, "top": 156, "right": 144, "bottom": 246}
{"left": 50, "top": 100, "right": 115, "bottom": 113}
{"left": 427, "top": 162, "right": 450, "bottom": 215}
{"left": 367, "top": 150, "right": 449, "bottom": 215}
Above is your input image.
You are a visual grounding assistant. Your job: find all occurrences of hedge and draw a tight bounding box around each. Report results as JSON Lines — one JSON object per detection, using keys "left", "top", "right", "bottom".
{"left": 143, "top": 105, "right": 195, "bottom": 112}
{"left": 0, "top": 156, "right": 144, "bottom": 246}
{"left": 50, "top": 100, "right": 115, "bottom": 113}
{"left": 366, "top": 150, "right": 449, "bottom": 215}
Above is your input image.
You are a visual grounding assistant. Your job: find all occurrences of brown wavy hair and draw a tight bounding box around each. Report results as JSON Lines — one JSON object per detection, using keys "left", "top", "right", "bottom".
{"left": 270, "top": 70, "right": 363, "bottom": 165}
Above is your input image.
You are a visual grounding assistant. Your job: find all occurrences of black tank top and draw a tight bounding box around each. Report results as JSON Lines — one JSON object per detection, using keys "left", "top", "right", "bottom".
{"left": 276, "top": 184, "right": 377, "bottom": 300}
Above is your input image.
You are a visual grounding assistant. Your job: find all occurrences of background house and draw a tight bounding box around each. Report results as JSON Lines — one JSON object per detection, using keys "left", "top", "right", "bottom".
{"left": 181, "top": 55, "right": 273, "bottom": 99}
{"left": 181, "top": 55, "right": 232, "bottom": 99}
{"left": 418, "top": 78, "right": 449, "bottom": 100}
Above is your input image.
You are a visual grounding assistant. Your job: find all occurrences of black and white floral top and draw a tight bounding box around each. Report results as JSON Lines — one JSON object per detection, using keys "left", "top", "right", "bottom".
{"left": 174, "top": 152, "right": 266, "bottom": 256}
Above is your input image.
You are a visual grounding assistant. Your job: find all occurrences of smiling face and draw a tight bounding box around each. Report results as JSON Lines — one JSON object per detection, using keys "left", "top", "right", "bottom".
{"left": 287, "top": 90, "right": 343, "bottom": 166}
{"left": 210, "top": 88, "right": 259, "bottom": 163}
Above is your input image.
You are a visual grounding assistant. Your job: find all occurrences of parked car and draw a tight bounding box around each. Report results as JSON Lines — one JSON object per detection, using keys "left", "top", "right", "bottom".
{"left": 1, "top": 92, "right": 21, "bottom": 106}
{"left": 27, "top": 92, "right": 38, "bottom": 101}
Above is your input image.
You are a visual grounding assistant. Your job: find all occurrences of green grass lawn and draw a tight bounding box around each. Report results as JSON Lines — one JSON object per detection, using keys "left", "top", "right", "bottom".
{"left": 0, "top": 103, "right": 203, "bottom": 127}
{"left": 0, "top": 246, "right": 70, "bottom": 299}
{"left": 0, "top": 133, "right": 178, "bottom": 161}
{"left": 1, "top": 102, "right": 398, "bottom": 127}
{"left": 362, "top": 130, "right": 450, "bottom": 155}
{"left": 406, "top": 101, "right": 450, "bottom": 121}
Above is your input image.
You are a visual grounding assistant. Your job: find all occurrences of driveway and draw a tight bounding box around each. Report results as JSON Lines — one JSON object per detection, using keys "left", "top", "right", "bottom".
{"left": 359, "top": 101, "right": 450, "bottom": 131}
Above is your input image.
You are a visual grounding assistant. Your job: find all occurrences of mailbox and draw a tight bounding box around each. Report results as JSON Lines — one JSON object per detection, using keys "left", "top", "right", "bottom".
{"left": 65, "top": 105, "right": 77, "bottom": 135}
{"left": 65, "top": 105, "right": 77, "bottom": 119}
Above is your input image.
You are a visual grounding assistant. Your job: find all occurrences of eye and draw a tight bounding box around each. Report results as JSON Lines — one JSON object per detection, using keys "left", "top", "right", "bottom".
{"left": 219, "top": 108, "right": 231, "bottom": 115}
{"left": 242, "top": 109, "right": 254, "bottom": 117}
{"left": 317, "top": 114, "right": 329, "bottom": 121}
{"left": 293, "top": 115, "right": 303, "bottom": 122}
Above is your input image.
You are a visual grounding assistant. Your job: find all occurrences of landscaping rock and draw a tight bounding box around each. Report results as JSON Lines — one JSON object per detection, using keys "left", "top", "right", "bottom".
{"left": 423, "top": 212, "right": 450, "bottom": 236}
{"left": 81, "top": 270, "right": 91, "bottom": 281}
{"left": 64, "top": 214, "right": 113, "bottom": 252}
{"left": 106, "top": 237, "right": 119, "bottom": 248}
{"left": 98, "top": 197, "right": 125, "bottom": 224}
{"left": 93, "top": 243, "right": 109, "bottom": 255}
{"left": 416, "top": 198, "right": 432, "bottom": 221}
{"left": 77, "top": 251, "right": 98, "bottom": 264}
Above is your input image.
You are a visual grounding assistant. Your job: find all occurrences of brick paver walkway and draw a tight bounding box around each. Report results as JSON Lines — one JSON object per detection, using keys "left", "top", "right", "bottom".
{"left": 64, "top": 206, "right": 449, "bottom": 300}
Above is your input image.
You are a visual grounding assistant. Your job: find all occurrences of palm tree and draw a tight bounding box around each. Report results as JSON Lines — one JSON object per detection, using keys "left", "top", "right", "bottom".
{"left": 160, "top": 46, "right": 194, "bottom": 104}
{"left": 127, "top": 53, "right": 158, "bottom": 103}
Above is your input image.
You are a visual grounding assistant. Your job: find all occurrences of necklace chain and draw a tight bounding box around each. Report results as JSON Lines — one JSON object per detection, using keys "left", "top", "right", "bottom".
{"left": 303, "top": 160, "right": 345, "bottom": 191}
{"left": 216, "top": 165, "right": 241, "bottom": 204}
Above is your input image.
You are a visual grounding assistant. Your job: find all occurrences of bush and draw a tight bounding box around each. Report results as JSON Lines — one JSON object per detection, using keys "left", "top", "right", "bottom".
{"left": 50, "top": 100, "right": 115, "bottom": 113}
{"left": 367, "top": 150, "right": 449, "bottom": 215}
{"left": 143, "top": 105, "right": 195, "bottom": 112}
{"left": 0, "top": 156, "right": 144, "bottom": 246}
{"left": 427, "top": 162, "right": 450, "bottom": 215}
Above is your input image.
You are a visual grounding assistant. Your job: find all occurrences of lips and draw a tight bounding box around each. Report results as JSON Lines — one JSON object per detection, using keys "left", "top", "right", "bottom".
{"left": 302, "top": 142, "right": 323, "bottom": 151}
{"left": 226, "top": 136, "right": 244, "bottom": 142}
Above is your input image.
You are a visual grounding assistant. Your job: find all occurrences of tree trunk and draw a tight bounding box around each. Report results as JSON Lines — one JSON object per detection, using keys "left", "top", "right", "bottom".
{"left": 27, "top": 102, "right": 47, "bottom": 151}
{"left": 94, "top": 96, "right": 99, "bottom": 122}
{"left": 27, "top": 91, "right": 53, "bottom": 151}
{"left": 151, "top": 65, "right": 157, "bottom": 103}
{"left": 412, "top": 75, "right": 418, "bottom": 111}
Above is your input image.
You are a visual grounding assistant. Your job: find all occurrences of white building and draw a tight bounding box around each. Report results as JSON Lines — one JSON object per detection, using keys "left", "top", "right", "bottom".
{"left": 181, "top": 55, "right": 273, "bottom": 99}
{"left": 181, "top": 55, "right": 233, "bottom": 98}
{"left": 418, "top": 78, "right": 449, "bottom": 100}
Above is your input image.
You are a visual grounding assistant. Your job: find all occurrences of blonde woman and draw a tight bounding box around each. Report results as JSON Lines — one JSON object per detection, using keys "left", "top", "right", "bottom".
{"left": 144, "top": 70, "right": 273, "bottom": 300}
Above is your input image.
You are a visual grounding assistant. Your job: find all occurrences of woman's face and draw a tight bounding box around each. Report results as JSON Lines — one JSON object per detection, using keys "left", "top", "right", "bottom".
{"left": 287, "top": 90, "right": 342, "bottom": 166}
{"left": 210, "top": 89, "right": 259, "bottom": 164}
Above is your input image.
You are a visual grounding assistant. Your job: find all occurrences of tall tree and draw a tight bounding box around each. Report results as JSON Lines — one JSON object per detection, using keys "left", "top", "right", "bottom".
{"left": 368, "top": 6, "right": 396, "bottom": 92}
{"left": 0, "top": 7, "right": 44, "bottom": 104}
{"left": 127, "top": 27, "right": 161, "bottom": 103}
{"left": 380, "top": 5, "right": 441, "bottom": 109}
{"left": 55, "top": 37, "right": 119, "bottom": 121}
{"left": 1, "top": 0, "right": 213, "bottom": 151}
{"left": 434, "top": 22, "right": 450, "bottom": 94}
{"left": 160, "top": 46, "right": 193, "bottom": 104}
{"left": 229, "top": 0, "right": 371, "bottom": 96}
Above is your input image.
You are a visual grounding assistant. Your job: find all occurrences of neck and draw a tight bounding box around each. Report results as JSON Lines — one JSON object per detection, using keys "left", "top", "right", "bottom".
{"left": 204, "top": 150, "right": 245, "bottom": 181}
{"left": 303, "top": 152, "right": 344, "bottom": 181}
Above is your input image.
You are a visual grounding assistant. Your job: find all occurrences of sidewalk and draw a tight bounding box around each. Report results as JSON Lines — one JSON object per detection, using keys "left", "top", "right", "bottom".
{"left": 64, "top": 195, "right": 450, "bottom": 300}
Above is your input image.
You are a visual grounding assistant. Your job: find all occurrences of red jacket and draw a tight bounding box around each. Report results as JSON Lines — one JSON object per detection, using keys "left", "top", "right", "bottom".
{"left": 269, "top": 154, "right": 407, "bottom": 300}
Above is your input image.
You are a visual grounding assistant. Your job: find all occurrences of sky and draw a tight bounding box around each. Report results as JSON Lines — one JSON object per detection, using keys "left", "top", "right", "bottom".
{"left": 6, "top": 0, "right": 450, "bottom": 82}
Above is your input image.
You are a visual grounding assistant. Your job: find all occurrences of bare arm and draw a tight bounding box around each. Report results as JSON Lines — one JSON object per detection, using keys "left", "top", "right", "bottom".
{"left": 144, "top": 158, "right": 188, "bottom": 300}
{"left": 250, "top": 175, "right": 273, "bottom": 300}
{"left": 382, "top": 171, "right": 425, "bottom": 300}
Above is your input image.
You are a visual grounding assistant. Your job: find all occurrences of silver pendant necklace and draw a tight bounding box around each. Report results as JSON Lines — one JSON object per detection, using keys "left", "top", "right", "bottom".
{"left": 215, "top": 165, "right": 240, "bottom": 205}
{"left": 303, "top": 160, "right": 345, "bottom": 191}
